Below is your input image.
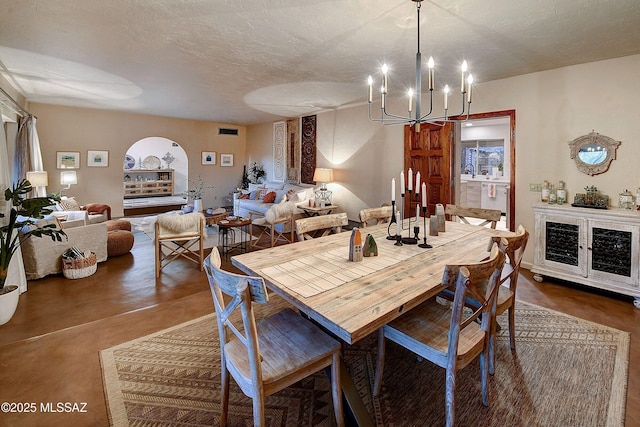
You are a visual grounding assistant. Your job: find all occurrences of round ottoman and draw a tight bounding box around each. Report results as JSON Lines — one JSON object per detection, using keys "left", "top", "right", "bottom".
{"left": 106, "top": 219, "right": 132, "bottom": 232}
{"left": 107, "top": 230, "right": 134, "bottom": 257}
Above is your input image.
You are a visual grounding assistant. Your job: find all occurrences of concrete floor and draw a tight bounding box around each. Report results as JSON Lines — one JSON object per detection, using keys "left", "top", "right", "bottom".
{"left": 0, "top": 229, "right": 638, "bottom": 426}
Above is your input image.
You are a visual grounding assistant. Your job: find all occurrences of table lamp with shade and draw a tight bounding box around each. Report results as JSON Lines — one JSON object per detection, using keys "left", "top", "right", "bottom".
{"left": 60, "top": 170, "right": 77, "bottom": 195}
{"left": 313, "top": 168, "right": 334, "bottom": 207}
{"left": 26, "top": 171, "right": 48, "bottom": 196}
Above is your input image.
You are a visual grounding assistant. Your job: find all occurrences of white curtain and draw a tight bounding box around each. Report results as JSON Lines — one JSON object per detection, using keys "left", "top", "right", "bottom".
{"left": 1, "top": 116, "right": 28, "bottom": 293}
{"left": 16, "top": 115, "right": 46, "bottom": 196}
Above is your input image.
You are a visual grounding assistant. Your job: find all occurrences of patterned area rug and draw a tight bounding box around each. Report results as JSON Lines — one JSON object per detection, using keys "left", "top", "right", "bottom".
{"left": 100, "top": 297, "right": 629, "bottom": 426}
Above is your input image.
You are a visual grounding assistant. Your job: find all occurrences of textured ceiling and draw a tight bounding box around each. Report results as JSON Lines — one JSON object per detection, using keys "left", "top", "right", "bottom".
{"left": 1, "top": 0, "right": 639, "bottom": 125}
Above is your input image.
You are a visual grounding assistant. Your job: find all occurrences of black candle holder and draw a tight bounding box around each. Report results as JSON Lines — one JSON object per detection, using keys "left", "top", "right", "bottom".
{"left": 394, "top": 233, "right": 403, "bottom": 246}
{"left": 418, "top": 206, "right": 432, "bottom": 248}
{"left": 387, "top": 199, "right": 397, "bottom": 240}
{"left": 402, "top": 190, "right": 412, "bottom": 230}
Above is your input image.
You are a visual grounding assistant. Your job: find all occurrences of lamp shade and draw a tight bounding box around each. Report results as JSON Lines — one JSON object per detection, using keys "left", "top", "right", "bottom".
{"left": 313, "top": 168, "right": 334, "bottom": 183}
{"left": 60, "top": 170, "right": 78, "bottom": 186}
{"left": 26, "top": 171, "right": 49, "bottom": 187}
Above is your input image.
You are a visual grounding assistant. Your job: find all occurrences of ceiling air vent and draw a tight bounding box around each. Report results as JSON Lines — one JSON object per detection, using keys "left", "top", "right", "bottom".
{"left": 218, "top": 128, "right": 238, "bottom": 136}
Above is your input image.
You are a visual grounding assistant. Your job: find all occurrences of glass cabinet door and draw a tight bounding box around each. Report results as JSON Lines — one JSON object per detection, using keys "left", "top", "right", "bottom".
{"left": 537, "top": 214, "right": 588, "bottom": 277}
{"left": 588, "top": 220, "right": 640, "bottom": 287}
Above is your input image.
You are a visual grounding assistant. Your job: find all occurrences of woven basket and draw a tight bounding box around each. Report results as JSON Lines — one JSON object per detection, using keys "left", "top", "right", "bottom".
{"left": 62, "top": 252, "right": 97, "bottom": 279}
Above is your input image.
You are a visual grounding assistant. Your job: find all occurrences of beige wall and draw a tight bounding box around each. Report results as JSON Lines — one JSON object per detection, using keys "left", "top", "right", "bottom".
{"left": 247, "top": 54, "right": 640, "bottom": 267}
{"left": 11, "top": 54, "right": 640, "bottom": 266}
{"left": 30, "top": 103, "right": 247, "bottom": 217}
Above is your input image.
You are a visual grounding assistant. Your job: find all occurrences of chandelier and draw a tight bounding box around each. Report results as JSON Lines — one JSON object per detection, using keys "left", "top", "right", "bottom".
{"left": 367, "top": 0, "right": 473, "bottom": 131}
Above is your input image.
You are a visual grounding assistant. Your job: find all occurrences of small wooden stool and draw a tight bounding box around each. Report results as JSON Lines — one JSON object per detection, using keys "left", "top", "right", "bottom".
{"left": 106, "top": 219, "right": 132, "bottom": 232}
{"left": 107, "top": 230, "right": 134, "bottom": 257}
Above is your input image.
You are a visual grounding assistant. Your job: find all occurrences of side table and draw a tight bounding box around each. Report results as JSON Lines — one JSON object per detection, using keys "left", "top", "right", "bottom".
{"left": 217, "top": 217, "right": 252, "bottom": 260}
{"left": 204, "top": 211, "right": 227, "bottom": 227}
{"left": 301, "top": 205, "right": 338, "bottom": 217}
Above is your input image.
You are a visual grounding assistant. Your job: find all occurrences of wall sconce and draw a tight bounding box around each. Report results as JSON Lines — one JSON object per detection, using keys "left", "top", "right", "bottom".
{"left": 26, "top": 171, "right": 49, "bottom": 197}
{"left": 60, "top": 170, "right": 77, "bottom": 194}
{"left": 313, "top": 168, "right": 334, "bottom": 207}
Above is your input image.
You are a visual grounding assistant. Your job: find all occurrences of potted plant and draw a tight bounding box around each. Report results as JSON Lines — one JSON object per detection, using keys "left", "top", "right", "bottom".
{"left": 0, "top": 179, "right": 67, "bottom": 325}
{"left": 249, "top": 162, "right": 266, "bottom": 184}
{"left": 180, "top": 175, "right": 215, "bottom": 212}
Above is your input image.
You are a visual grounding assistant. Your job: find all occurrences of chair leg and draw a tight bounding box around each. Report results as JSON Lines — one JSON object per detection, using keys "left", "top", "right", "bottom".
{"left": 489, "top": 315, "right": 496, "bottom": 376}
{"left": 373, "top": 328, "right": 386, "bottom": 396}
{"left": 220, "top": 366, "right": 230, "bottom": 426}
{"left": 252, "top": 393, "right": 265, "bottom": 426}
{"left": 155, "top": 240, "right": 161, "bottom": 277}
{"left": 444, "top": 365, "right": 457, "bottom": 427}
{"left": 331, "top": 353, "right": 344, "bottom": 427}
{"left": 508, "top": 305, "right": 516, "bottom": 351}
{"left": 480, "top": 346, "right": 490, "bottom": 407}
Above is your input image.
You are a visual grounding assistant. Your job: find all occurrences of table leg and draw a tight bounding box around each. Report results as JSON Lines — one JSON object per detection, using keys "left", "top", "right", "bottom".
{"left": 340, "top": 362, "right": 374, "bottom": 427}
{"left": 303, "top": 313, "right": 374, "bottom": 426}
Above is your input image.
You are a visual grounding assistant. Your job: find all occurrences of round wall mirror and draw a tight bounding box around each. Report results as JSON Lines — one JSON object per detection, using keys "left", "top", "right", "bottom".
{"left": 568, "top": 132, "right": 620, "bottom": 176}
{"left": 577, "top": 143, "right": 607, "bottom": 165}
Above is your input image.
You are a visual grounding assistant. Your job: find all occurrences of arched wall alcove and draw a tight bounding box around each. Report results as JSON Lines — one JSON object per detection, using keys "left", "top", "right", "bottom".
{"left": 125, "top": 137, "right": 188, "bottom": 196}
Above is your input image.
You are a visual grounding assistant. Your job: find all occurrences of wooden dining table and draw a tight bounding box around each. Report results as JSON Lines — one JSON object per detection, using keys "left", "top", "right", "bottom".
{"left": 232, "top": 220, "right": 510, "bottom": 426}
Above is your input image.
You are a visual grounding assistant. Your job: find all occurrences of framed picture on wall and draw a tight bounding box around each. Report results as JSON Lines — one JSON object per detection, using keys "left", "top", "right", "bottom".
{"left": 220, "top": 154, "right": 234, "bottom": 167}
{"left": 87, "top": 150, "right": 109, "bottom": 167}
{"left": 201, "top": 151, "right": 216, "bottom": 165}
{"left": 56, "top": 151, "right": 80, "bottom": 169}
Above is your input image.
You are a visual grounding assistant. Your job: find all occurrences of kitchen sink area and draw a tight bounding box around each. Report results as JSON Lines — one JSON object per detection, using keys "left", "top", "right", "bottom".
{"left": 459, "top": 175, "right": 509, "bottom": 213}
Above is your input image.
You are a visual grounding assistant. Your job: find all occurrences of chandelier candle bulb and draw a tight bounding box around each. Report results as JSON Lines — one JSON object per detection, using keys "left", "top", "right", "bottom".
{"left": 428, "top": 56, "right": 434, "bottom": 90}
{"left": 467, "top": 75, "right": 473, "bottom": 103}
{"left": 408, "top": 89, "right": 413, "bottom": 112}
{"left": 382, "top": 64, "right": 388, "bottom": 94}
{"left": 400, "top": 170, "right": 405, "bottom": 194}
{"left": 421, "top": 182, "right": 427, "bottom": 206}
{"left": 444, "top": 85, "right": 449, "bottom": 110}
{"left": 368, "top": 76, "right": 373, "bottom": 103}
{"left": 415, "top": 171, "right": 420, "bottom": 194}
{"left": 461, "top": 60, "right": 468, "bottom": 93}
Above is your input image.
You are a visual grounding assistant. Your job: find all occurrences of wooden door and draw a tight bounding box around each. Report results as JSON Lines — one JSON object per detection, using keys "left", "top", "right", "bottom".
{"left": 404, "top": 123, "right": 453, "bottom": 216}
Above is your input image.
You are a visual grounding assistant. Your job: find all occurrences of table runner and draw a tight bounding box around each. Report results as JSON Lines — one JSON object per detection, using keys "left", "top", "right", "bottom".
{"left": 261, "top": 223, "right": 482, "bottom": 297}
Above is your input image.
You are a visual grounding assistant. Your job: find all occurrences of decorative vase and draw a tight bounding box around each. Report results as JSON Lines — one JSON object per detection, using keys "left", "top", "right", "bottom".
{"left": 193, "top": 199, "right": 203, "bottom": 212}
{"left": 0, "top": 285, "right": 20, "bottom": 326}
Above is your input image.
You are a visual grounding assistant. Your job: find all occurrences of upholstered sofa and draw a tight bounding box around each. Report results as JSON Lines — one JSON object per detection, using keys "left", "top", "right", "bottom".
{"left": 20, "top": 220, "right": 108, "bottom": 280}
{"left": 53, "top": 197, "right": 110, "bottom": 226}
{"left": 234, "top": 182, "right": 315, "bottom": 219}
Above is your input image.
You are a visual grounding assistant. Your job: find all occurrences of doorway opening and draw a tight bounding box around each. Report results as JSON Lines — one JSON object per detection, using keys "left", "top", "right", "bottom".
{"left": 122, "top": 137, "right": 188, "bottom": 216}
{"left": 453, "top": 110, "right": 515, "bottom": 231}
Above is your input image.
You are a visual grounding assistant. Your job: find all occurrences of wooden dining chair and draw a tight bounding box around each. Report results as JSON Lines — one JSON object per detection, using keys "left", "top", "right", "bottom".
{"left": 204, "top": 248, "right": 344, "bottom": 426}
{"left": 155, "top": 212, "right": 205, "bottom": 277}
{"left": 359, "top": 205, "right": 392, "bottom": 227}
{"left": 295, "top": 212, "right": 348, "bottom": 241}
{"left": 249, "top": 211, "right": 295, "bottom": 249}
{"left": 445, "top": 204, "right": 502, "bottom": 229}
{"left": 484, "top": 224, "right": 529, "bottom": 369}
{"left": 373, "top": 244, "right": 506, "bottom": 427}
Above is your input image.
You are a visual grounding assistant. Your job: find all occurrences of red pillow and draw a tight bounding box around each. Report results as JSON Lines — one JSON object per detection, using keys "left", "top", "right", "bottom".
{"left": 262, "top": 191, "right": 276, "bottom": 203}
